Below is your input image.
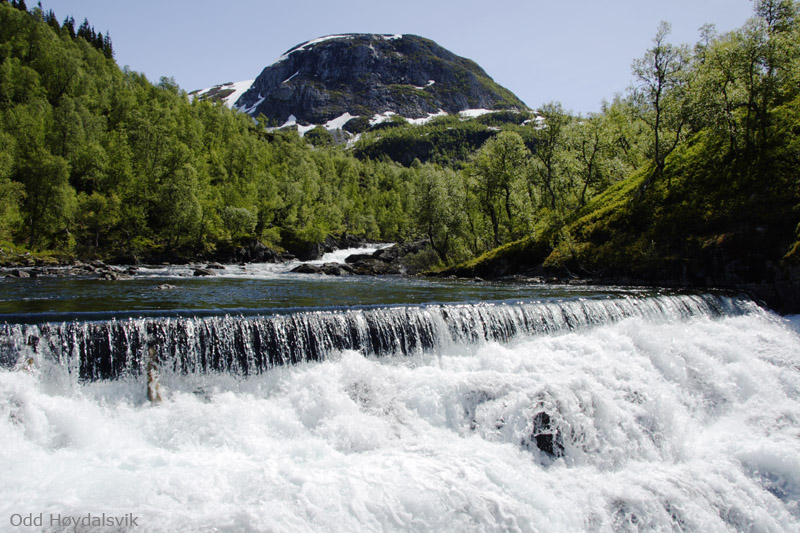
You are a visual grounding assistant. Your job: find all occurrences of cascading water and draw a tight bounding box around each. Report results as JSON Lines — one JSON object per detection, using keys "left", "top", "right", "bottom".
{"left": 1, "top": 294, "right": 754, "bottom": 380}
{"left": 308, "top": 243, "right": 394, "bottom": 264}
{"left": 1, "top": 287, "right": 799, "bottom": 532}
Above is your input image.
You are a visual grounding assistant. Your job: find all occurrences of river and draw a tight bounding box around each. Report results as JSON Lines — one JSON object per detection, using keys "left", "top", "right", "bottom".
{"left": 1, "top": 247, "right": 799, "bottom": 531}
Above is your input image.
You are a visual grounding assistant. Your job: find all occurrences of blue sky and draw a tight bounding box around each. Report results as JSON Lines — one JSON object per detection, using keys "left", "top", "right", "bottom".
{"left": 41, "top": 0, "right": 756, "bottom": 114}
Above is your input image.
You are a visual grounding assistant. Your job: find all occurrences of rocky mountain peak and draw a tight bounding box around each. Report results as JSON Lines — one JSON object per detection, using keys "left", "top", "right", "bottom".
{"left": 231, "top": 33, "right": 527, "bottom": 130}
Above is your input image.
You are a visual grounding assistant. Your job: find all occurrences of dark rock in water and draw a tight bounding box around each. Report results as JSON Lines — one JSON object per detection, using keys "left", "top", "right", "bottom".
{"left": 291, "top": 262, "right": 354, "bottom": 276}
{"left": 291, "top": 263, "right": 322, "bottom": 274}
{"left": 282, "top": 233, "right": 333, "bottom": 261}
{"left": 372, "top": 246, "right": 402, "bottom": 264}
{"left": 320, "top": 262, "right": 354, "bottom": 276}
{"left": 193, "top": 268, "right": 216, "bottom": 277}
{"left": 373, "top": 240, "right": 428, "bottom": 263}
{"left": 205, "top": 262, "right": 226, "bottom": 270}
{"left": 344, "top": 253, "right": 375, "bottom": 264}
{"left": 351, "top": 257, "right": 399, "bottom": 275}
{"left": 8, "top": 269, "right": 30, "bottom": 278}
{"left": 293, "top": 243, "right": 327, "bottom": 262}
{"left": 531, "top": 412, "right": 564, "bottom": 458}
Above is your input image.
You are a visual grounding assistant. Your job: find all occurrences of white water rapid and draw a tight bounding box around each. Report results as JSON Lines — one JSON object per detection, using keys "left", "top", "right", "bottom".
{"left": 1, "top": 295, "right": 799, "bottom": 531}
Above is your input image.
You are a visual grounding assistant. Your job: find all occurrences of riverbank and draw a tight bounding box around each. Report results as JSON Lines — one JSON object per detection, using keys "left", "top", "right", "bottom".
{"left": 4, "top": 237, "right": 798, "bottom": 315}
{"left": 437, "top": 257, "right": 800, "bottom": 315}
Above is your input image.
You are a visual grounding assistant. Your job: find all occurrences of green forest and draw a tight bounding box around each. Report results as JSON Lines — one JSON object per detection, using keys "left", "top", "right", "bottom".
{"left": 1, "top": 0, "right": 798, "bottom": 292}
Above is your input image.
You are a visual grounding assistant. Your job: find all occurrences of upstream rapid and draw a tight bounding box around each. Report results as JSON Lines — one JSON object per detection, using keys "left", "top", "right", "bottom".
{"left": 1, "top": 248, "right": 799, "bottom": 531}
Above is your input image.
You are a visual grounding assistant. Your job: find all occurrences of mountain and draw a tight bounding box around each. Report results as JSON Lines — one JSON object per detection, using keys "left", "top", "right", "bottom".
{"left": 222, "top": 34, "right": 527, "bottom": 131}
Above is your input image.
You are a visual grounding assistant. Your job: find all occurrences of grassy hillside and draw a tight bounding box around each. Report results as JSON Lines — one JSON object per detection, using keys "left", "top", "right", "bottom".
{"left": 443, "top": 97, "right": 800, "bottom": 309}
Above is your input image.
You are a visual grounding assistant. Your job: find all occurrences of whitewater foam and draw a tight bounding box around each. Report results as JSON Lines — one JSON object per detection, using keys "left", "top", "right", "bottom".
{"left": 1, "top": 300, "right": 799, "bottom": 530}
{"left": 308, "top": 243, "right": 392, "bottom": 265}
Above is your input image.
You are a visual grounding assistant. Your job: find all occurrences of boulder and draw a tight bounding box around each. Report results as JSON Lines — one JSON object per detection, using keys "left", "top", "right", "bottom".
{"left": 319, "top": 262, "right": 354, "bottom": 276}
{"left": 344, "top": 253, "right": 375, "bottom": 264}
{"left": 290, "top": 263, "right": 322, "bottom": 274}
{"left": 373, "top": 240, "right": 428, "bottom": 263}
{"left": 351, "top": 258, "right": 400, "bottom": 275}
{"left": 531, "top": 412, "right": 564, "bottom": 458}
{"left": 193, "top": 268, "right": 216, "bottom": 277}
{"left": 290, "top": 262, "right": 354, "bottom": 276}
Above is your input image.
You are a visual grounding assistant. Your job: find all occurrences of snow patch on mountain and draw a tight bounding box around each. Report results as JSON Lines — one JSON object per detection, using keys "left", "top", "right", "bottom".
{"left": 406, "top": 109, "right": 448, "bottom": 125}
{"left": 191, "top": 80, "right": 254, "bottom": 109}
{"left": 224, "top": 80, "right": 255, "bottom": 107}
{"left": 325, "top": 113, "right": 358, "bottom": 130}
{"left": 271, "top": 34, "right": 404, "bottom": 66}
{"left": 257, "top": 106, "right": 522, "bottom": 138}
{"left": 412, "top": 80, "right": 436, "bottom": 90}
{"left": 237, "top": 95, "right": 265, "bottom": 115}
{"left": 279, "top": 34, "right": 354, "bottom": 61}
{"left": 459, "top": 108, "right": 494, "bottom": 118}
{"left": 370, "top": 111, "right": 398, "bottom": 126}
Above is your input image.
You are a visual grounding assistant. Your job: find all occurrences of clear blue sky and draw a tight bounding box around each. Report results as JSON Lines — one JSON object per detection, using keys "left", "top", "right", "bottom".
{"left": 41, "top": 0, "right": 756, "bottom": 114}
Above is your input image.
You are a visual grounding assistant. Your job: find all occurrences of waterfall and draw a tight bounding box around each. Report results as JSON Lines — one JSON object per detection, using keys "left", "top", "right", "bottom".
{"left": 0, "top": 293, "right": 759, "bottom": 381}
{"left": 2, "top": 290, "right": 797, "bottom": 531}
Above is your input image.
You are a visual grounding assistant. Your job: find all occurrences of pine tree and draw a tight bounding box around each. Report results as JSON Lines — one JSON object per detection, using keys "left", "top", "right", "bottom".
{"left": 102, "top": 32, "right": 113, "bottom": 59}
{"left": 44, "top": 9, "right": 59, "bottom": 31}
{"left": 62, "top": 16, "right": 75, "bottom": 38}
{"left": 77, "top": 18, "right": 91, "bottom": 40}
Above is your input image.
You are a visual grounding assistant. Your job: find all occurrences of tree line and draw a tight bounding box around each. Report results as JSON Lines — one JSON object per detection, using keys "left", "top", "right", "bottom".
{"left": 1, "top": 1, "right": 797, "bottom": 271}
{"left": 423, "top": 0, "right": 800, "bottom": 270}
